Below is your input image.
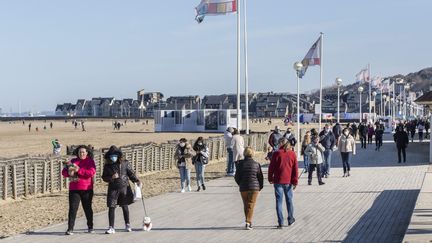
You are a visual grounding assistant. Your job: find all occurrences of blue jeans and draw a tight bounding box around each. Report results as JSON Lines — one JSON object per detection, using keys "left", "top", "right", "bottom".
{"left": 303, "top": 154, "right": 309, "bottom": 172}
{"left": 226, "top": 148, "right": 234, "bottom": 175}
{"left": 322, "top": 149, "right": 333, "bottom": 176}
{"left": 340, "top": 152, "right": 351, "bottom": 173}
{"left": 274, "top": 184, "right": 294, "bottom": 226}
{"left": 194, "top": 162, "right": 205, "bottom": 186}
{"left": 179, "top": 166, "right": 190, "bottom": 189}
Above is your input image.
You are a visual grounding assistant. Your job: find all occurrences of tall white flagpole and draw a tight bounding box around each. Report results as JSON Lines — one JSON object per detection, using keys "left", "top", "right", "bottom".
{"left": 243, "top": 0, "right": 249, "bottom": 134}
{"left": 319, "top": 32, "right": 323, "bottom": 131}
{"left": 368, "top": 63, "right": 372, "bottom": 121}
{"left": 236, "top": 0, "right": 241, "bottom": 130}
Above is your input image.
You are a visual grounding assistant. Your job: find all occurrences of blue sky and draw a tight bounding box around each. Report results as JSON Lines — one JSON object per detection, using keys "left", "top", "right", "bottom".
{"left": 0, "top": 0, "right": 431, "bottom": 112}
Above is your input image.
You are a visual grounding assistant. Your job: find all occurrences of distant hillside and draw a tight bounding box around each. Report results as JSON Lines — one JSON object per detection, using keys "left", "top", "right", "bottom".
{"left": 387, "top": 67, "right": 432, "bottom": 92}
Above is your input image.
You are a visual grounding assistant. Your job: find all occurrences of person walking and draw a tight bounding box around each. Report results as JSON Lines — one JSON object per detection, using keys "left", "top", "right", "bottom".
{"left": 235, "top": 147, "right": 264, "bottom": 230}
{"left": 351, "top": 122, "right": 358, "bottom": 139}
{"left": 231, "top": 128, "right": 245, "bottom": 174}
{"left": 192, "top": 137, "right": 209, "bottom": 192}
{"left": 358, "top": 122, "right": 367, "bottom": 149}
{"left": 425, "top": 120, "right": 430, "bottom": 139}
{"left": 319, "top": 124, "right": 336, "bottom": 178}
{"left": 409, "top": 121, "right": 416, "bottom": 143}
{"left": 367, "top": 124, "right": 374, "bottom": 144}
{"left": 338, "top": 128, "right": 356, "bottom": 177}
{"left": 268, "top": 126, "right": 283, "bottom": 152}
{"left": 375, "top": 124, "right": 384, "bottom": 151}
{"left": 268, "top": 137, "right": 298, "bottom": 228}
{"left": 102, "top": 146, "right": 141, "bottom": 234}
{"left": 333, "top": 122, "right": 342, "bottom": 143}
{"left": 301, "top": 131, "right": 312, "bottom": 173}
{"left": 224, "top": 127, "right": 235, "bottom": 176}
{"left": 393, "top": 125, "right": 409, "bottom": 163}
{"left": 283, "top": 128, "right": 297, "bottom": 151}
{"left": 175, "top": 138, "right": 195, "bottom": 192}
{"left": 304, "top": 135, "right": 325, "bottom": 185}
{"left": 62, "top": 145, "right": 96, "bottom": 235}
{"left": 418, "top": 122, "right": 425, "bottom": 142}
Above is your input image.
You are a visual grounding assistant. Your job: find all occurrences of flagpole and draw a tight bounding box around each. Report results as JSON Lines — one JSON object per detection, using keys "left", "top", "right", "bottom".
{"left": 319, "top": 32, "right": 323, "bottom": 131}
{"left": 243, "top": 0, "right": 249, "bottom": 134}
{"left": 368, "top": 63, "right": 371, "bottom": 122}
{"left": 236, "top": 0, "right": 241, "bottom": 130}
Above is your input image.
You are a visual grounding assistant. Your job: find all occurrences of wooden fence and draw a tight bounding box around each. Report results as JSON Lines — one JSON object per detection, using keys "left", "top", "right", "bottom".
{"left": 0, "top": 133, "right": 268, "bottom": 201}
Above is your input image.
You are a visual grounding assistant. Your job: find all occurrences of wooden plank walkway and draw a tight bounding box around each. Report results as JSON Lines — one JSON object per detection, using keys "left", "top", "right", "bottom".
{"left": 3, "top": 136, "right": 430, "bottom": 243}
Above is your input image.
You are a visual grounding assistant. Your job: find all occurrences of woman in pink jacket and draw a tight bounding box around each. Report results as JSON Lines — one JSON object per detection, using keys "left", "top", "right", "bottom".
{"left": 62, "top": 145, "right": 96, "bottom": 235}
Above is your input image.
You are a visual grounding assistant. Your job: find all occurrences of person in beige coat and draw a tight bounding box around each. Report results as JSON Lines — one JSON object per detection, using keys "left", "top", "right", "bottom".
{"left": 304, "top": 136, "right": 325, "bottom": 185}
{"left": 231, "top": 128, "right": 244, "bottom": 175}
{"left": 337, "top": 128, "right": 356, "bottom": 177}
{"left": 174, "top": 138, "right": 195, "bottom": 192}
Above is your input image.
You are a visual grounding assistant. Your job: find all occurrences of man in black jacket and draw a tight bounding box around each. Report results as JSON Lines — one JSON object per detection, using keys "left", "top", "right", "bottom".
{"left": 393, "top": 125, "right": 409, "bottom": 163}
{"left": 358, "top": 122, "right": 368, "bottom": 149}
{"left": 319, "top": 124, "right": 336, "bottom": 178}
{"left": 332, "top": 123, "right": 342, "bottom": 142}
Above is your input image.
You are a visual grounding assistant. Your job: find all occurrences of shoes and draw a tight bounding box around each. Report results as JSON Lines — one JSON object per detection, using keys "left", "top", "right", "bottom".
{"left": 187, "top": 185, "right": 191, "bottom": 192}
{"left": 65, "top": 230, "right": 74, "bottom": 235}
{"left": 125, "top": 224, "right": 132, "bottom": 232}
{"left": 308, "top": 181, "right": 312, "bottom": 185}
{"left": 202, "top": 184, "right": 206, "bottom": 190}
{"left": 197, "top": 186, "right": 201, "bottom": 192}
{"left": 398, "top": 161, "right": 401, "bottom": 163}
{"left": 347, "top": 172, "right": 350, "bottom": 177}
{"left": 180, "top": 189, "right": 185, "bottom": 193}
{"left": 276, "top": 224, "right": 283, "bottom": 229}
{"left": 343, "top": 173, "right": 346, "bottom": 177}
{"left": 245, "top": 222, "right": 253, "bottom": 230}
{"left": 288, "top": 218, "right": 296, "bottom": 226}
{"left": 88, "top": 228, "right": 95, "bottom": 234}
{"left": 319, "top": 182, "right": 325, "bottom": 185}
{"left": 324, "top": 175, "right": 328, "bottom": 178}
{"left": 105, "top": 227, "right": 115, "bottom": 234}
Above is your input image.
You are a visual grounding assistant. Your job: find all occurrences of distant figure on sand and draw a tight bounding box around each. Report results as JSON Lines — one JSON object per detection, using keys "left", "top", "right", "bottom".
{"left": 52, "top": 139, "right": 62, "bottom": 155}
{"left": 81, "top": 121, "right": 86, "bottom": 132}
{"left": 50, "top": 122, "right": 53, "bottom": 129}
{"left": 28, "top": 123, "right": 31, "bottom": 132}
{"left": 174, "top": 138, "right": 194, "bottom": 193}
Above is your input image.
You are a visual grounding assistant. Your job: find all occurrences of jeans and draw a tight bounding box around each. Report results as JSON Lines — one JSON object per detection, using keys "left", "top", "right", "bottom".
{"left": 226, "top": 148, "right": 234, "bottom": 175}
{"left": 179, "top": 166, "right": 191, "bottom": 189}
{"left": 68, "top": 190, "right": 94, "bottom": 231}
{"left": 360, "top": 136, "right": 367, "bottom": 148}
{"left": 195, "top": 162, "right": 206, "bottom": 186}
{"left": 419, "top": 132, "right": 424, "bottom": 142}
{"left": 367, "top": 135, "right": 373, "bottom": 144}
{"left": 303, "top": 154, "right": 309, "bottom": 172}
{"left": 108, "top": 206, "right": 130, "bottom": 227}
{"left": 397, "top": 146, "right": 406, "bottom": 163}
{"left": 308, "top": 164, "right": 322, "bottom": 184}
{"left": 340, "top": 152, "right": 352, "bottom": 173}
{"left": 273, "top": 184, "right": 294, "bottom": 226}
{"left": 240, "top": 191, "right": 259, "bottom": 224}
{"left": 322, "top": 149, "right": 332, "bottom": 176}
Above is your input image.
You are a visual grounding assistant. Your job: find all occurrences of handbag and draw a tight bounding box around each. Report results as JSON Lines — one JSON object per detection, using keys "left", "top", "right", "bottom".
{"left": 133, "top": 183, "right": 142, "bottom": 201}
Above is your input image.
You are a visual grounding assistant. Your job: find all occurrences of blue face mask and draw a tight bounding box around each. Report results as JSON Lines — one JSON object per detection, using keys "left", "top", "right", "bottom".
{"left": 110, "top": 155, "right": 118, "bottom": 162}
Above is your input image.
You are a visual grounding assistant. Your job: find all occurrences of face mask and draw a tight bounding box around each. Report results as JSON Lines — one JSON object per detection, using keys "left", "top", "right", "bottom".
{"left": 179, "top": 142, "right": 185, "bottom": 147}
{"left": 326, "top": 128, "right": 331, "bottom": 132}
{"left": 344, "top": 131, "right": 349, "bottom": 136}
{"left": 198, "top": 142, "right": 203, "bottom": 146}
{"left": 110, "top": 155, "right": 118, "bottom": 162}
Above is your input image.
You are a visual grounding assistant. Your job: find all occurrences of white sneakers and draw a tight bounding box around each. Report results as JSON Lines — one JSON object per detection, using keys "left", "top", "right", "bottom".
{"left": 187, "top": 185, "right": 191, "bottom": 192}
{"left": 105, "top": 227, "right": 115, "bottom": 234}
{"left": 180, "top": 185, "right": 191, "bottom": 193}
{"left": 126, "top": 224, "right": 132, "bottom": 232}
{"left": 180, "top": 188, "right": 185, "bottom": 193}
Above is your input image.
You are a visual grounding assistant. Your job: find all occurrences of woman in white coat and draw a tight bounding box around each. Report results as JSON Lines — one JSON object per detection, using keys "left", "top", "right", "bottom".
{"left": 337, "top": 128, "right": 356, "bottom": 177}
{"left": 231, "top": 128, "right": 244, "bottom": 175}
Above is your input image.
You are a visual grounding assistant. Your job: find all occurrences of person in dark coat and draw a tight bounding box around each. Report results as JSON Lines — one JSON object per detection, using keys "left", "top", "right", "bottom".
{"left": 351, "top": 123, "right": 358, "bottom": 139}
{"left": 332, "top": 123, "right": 342, "bottom": 142}
{"left": 375, "top": 124, "right": 384, "bottom": 151}
{"left": 393, "top": 126, "right": 409, "bottom": 163}
{"left": 102, "top": 145, "right": 141, "bottom": 234}
{"left": 235, "top": 147, "right": 264, "bottom": 230}
{"left": 358, "top": 122, "right": 367, "bottom": 149}
{"left": 319, "top": 124, "right": 336, "bottom": 178}
{"left": 408, "top": 121, "right": 416, "bottom": 143}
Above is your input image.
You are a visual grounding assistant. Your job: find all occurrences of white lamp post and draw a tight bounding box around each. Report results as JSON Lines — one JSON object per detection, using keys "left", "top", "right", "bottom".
{"left": 372, "top": 91, "right": 377, "bottom": 121}
{"left": 358, "top": 86, "right": 364, "bottom": 122}
{"left": 383, "top": 95, "right": 387, "bottom": 116}
{"left": 404, "top": 83, "right": 410, "bottom": 118}
{"left": 294, "top": 61, "right": 303, "bottom": 160}
{"left": 336, "top": 77, "right": 342, "bottom": 123}
{"left": 390, "top": 97, "right": 394, "bottom": 122}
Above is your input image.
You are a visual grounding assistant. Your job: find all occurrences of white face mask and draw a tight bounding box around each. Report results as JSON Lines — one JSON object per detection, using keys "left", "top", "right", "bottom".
{"left": 110, "top": 155, "right": 118, "bottom": 162}
{"left": 198, "top": 142, "right": 203, "bottom": 146}
{"left": 179, "top": 142, "right": 185, "bottom": 147}
{"left": 344, "top": 131, "right": 349, "bottom": 136}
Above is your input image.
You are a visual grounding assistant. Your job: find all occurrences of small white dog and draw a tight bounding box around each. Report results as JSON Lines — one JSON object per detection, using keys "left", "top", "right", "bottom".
{"left": 142, "top": 217, "right": 152, "bottom": 231}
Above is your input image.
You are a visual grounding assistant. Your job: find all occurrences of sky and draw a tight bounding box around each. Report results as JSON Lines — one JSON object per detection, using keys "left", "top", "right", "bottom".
{"left": 0, "top": 0, "right": 431, "bottom": 113}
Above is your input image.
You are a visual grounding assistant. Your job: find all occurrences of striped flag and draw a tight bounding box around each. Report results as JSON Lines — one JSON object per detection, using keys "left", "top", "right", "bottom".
{"left": 355, "top": 67, "right": 370, "bottom": 83}
{"left": 372, "top": 76, "right": 383, "bottom": 88}
{"left": 195, "top": 0, "right": 237, "bottom": 23}
{"left": 299, "top": 36, "right": 321, "bottom": 78}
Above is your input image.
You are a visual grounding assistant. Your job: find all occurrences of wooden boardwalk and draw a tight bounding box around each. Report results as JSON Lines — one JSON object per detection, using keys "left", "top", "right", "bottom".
{"left": 3, "top": 136, "right": 430, "bottom": 243}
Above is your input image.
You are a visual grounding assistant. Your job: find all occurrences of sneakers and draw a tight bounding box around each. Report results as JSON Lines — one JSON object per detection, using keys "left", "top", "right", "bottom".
{"left": 276, "top": 224, "right": 283, "bottom": 229}
{"left": 308, "top": 181, "right": 312, "bottom": 185}
{"left": 197, "top": 186, "right": 201, "bottom": 192}
{"left": 319, "top": 182, "right": 325, "bottom": 185}
{"left": 65, "top": 230, "right": 74, "bottom": 235}
{"left": 180, "top": 188, "right": 185, "bottom": 193}
{"left": 343, "top": 173, "right": 346, "bottom": 177}
{"left": 105, "top": 227, "right": 115, "bottom": 234}
{"left": 88, "top": 228, "right": 95, "bottom": 234}
{"left": 125, "top": 224, "right": 132, "bottom": 232}
{"left": 245, "top": 223, "right": 253, "bottom": 230}
{"left": 202, "top": 184, "right": 206, "bottom": 190}
{"left": 187, "top": 185, "right": 191, "bottom": 192}
{"left": 288, "top": 218, "right": 296, "bottom": 226}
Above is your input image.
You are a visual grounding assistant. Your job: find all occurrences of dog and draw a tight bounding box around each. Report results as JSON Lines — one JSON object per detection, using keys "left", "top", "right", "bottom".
{"left": 142, "top": 217, "right": 152, "bottom": 231}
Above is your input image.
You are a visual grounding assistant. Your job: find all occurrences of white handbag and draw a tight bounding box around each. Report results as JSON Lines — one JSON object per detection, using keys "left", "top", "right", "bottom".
{"left": 133, "top": 183, "right": 142, "bottom": 201}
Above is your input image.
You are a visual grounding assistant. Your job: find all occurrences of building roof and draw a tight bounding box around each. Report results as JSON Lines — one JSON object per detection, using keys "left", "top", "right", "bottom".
{"left": 415, "top": 91, "right": 432, "bottom": 104}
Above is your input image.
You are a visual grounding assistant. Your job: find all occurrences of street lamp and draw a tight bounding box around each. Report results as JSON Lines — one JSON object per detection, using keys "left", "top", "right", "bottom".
{"left": 404, "top": 83, "right": 410, "bottom": 118}
{"left": 293, "top": 61, "right": 303, "bottom": 160}
{"left": 383, "top": 94, "right": 387, "bottom": 116}
{"left": 390, "top": 97, "right": 394, "bottom": 121}
{"left": 372, "top": 91, "right": 377, "bottom": 121}
{"left": 358, "top": 86, "right": 364, "bottom": 122}
{"left": 336, "top": 77, "right": 342, "bottom": 123}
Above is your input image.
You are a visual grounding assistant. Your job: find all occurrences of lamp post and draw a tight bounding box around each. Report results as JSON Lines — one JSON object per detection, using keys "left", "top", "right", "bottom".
{"left": 390, "top": 97, "right": 394, "bottom": 122}
{"left": 336, "top": 77, "right": 342, "bottom": 123}
{"left": 383, "top": 94, "right": 387, "bottom": 116}
{"left": 358, "top": 86, "right": 364, "bottom": 123}
{"left": 294, "top": 61, "right": 303, "bottom": 160}
{"left": 404, "top": 83, "right": 410, "bottom": 118}
{"left": 372, "top": 91, "right": 377, "bottom": 121}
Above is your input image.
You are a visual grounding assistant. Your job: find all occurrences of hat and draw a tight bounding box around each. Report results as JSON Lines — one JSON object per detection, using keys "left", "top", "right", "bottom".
{"left": 104, "top": 145, "right": 123, "bottom": 160}
{"left": 227, "top": 127, "right": 234, "bottom": 133}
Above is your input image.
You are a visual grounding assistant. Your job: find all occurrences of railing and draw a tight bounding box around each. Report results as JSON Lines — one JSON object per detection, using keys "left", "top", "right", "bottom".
{"left": 0, "top": 133, "right": 268, "bottom": 201}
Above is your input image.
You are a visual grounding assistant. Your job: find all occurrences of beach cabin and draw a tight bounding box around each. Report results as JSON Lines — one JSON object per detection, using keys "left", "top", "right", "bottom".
{"left": 154, "top": 109, "right": 241, "bottom": 132}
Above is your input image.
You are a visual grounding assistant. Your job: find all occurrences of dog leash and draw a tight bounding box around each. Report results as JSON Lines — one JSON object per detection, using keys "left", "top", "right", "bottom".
{"left": 141, "top": 197, "right": 148, "bottom": 217}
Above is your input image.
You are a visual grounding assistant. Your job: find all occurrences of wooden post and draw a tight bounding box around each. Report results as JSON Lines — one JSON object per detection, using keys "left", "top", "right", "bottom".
{"left": 33, "top": 164, "right": 38, "bottom": 195}
{"left": 50, "top": 159, "right": 54, "bottom": 193}
{"left": 59, "top": 160, "right": 63, "bottom": 191}
{"left": 3, "top": 165, "right": 8, "bottom": 200}
{"left": 24, "top": 160, "right": 29, "bottom": 197}
{"left": 42, "top": 162, "right": 47, "bottom": 194}
{"left": 12, "top": 165, "right": 17, "bottom": 199}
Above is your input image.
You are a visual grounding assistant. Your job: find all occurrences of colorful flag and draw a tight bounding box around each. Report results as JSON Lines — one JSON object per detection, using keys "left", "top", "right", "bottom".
{"left": 372, "top": 76, "right": 382, "bottom": 88}
{"left": 299, "top": 36, "right": 321, "bottom": 78}
{"left": 381, "top": 79, "right": 390, "bottom": 92}
{"left": 195, "top": 0, "right": 237, "bottom": 23}
{"left": 355, "top": 67, "right": 370, "bottom": 83}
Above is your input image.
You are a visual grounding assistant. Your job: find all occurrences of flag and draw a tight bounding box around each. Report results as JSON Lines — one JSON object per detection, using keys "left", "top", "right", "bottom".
{"left": 195, "top": 0, "right": 237, "bottom": 23}
{"left": 381, "top": 79, "right": 390, "bottom": 92}
{"left": 355, "top": 67, "right": 370, "bottom": 83}
{"left": 299, "top": 36, "right": 321, "bottom": 78}
{"left": 372, "top": 76, "right": 383, "bottom": 88}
